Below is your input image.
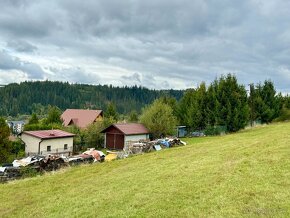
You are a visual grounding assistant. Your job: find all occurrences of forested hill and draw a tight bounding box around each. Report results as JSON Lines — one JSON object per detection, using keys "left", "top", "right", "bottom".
{"left": 0, "top": 81, "right": 184, "bottom": 116}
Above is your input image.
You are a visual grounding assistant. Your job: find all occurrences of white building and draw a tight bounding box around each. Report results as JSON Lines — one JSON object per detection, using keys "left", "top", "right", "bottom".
{"left": 21, "top": 130, "right": 75, "bottom": 156}
{"left": 7, "top": 121, "right": 25, "bottom": 135}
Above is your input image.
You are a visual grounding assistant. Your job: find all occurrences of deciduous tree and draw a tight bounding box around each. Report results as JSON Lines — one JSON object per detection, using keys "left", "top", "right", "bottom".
{"left": 128, "top": 110, "right": 139, "bottom": 122}
{"left": 140, "top": 99, "right": 177, "bottom": 138}
{"left": 28, "top": 113, "right": 39, "bottom": 125}
{"left": 45, "top": 105, "right": 62, "bottom": 124}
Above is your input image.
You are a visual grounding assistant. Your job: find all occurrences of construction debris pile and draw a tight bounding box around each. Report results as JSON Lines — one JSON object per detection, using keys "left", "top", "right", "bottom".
{"left": 68, "top": 149, "right": 106, "bottom": 165}
{"left": 0, "top": 166, "right": 21, "bottom": 182}
{"left": 125, "top": 137, "right": 186, "bottom": 155}
{"left": 1, "top": 137, "right": 186, "bottom": 183}
{"left": 0, "top": 148, "right": 105, "bottom": 183}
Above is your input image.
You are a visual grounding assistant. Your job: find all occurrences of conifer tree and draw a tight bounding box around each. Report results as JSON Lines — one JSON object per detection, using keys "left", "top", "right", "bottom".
{"left": 0, "top": 117, "right": 12, "bottom": 163}
{"left": 212, "top": 74, "right": 249, "bottom": 132}
{"left": 44, "top": 106, "right": 62, "bottom": 124}
{"left": 105, "top": 102, "right": 119, "bottom": 122}
{"left": 251, "top": 80, "right": 282, "bottom": 123}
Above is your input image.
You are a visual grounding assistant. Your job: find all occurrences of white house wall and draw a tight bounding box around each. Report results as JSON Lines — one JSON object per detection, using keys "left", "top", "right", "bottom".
{"left": 125, "top": 134, "right": 149, "bottom": 143}
{"left": 22, "top": 134, "right": 73, "bottom": 155}
{"left": 40, "top": 138, "right": 73, "bottom": 155}
{"left": 22, "top": 134, "right": 41, "bottom": 154}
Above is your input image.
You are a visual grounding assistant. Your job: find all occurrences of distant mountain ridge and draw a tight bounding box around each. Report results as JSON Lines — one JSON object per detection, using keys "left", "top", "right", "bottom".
{"left": 0, "top": 81, "right": 184, "bottom": 116}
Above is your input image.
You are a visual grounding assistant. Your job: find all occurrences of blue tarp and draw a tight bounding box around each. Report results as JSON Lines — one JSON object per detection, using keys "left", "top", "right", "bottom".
{"left": 159, "top": 140, "right": 170, "bottom": 148}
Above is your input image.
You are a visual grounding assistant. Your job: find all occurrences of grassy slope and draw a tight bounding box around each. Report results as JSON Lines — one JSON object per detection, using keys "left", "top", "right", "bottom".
{"left": 1, "top": 123, "right": 290, "bottom": 217}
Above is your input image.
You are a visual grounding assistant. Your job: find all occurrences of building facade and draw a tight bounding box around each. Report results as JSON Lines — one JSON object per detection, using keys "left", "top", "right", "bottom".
{"left": 7, "top": 121, "right": 25, "bottom": 135}
{"left": 101, "top": 123, "right": 150, "bottom": 150}
{"left": 22, "top": 130, "right": 75, "bottom": 156}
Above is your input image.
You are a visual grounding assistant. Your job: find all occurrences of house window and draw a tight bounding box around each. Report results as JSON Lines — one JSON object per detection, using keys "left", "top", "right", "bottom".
{"left": 47, "top": 146, "right": 51, "bottom": 152}
{"left": 64, "top": 144, "right": 68, "bottom": 150}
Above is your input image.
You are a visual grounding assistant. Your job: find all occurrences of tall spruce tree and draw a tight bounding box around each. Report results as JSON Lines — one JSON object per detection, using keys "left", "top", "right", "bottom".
{"left": 212, "top": 74, "right": 249, "bottom": 132}
{"left": 105, "top": 102, "right": 119, "bottom": 122}
{"left": 251, "top": 80, "right": 282, "bottom": 123}
{"left": 186, "top": 75, "right": 249, "bottom": 132}
{"left": 178, "top": 82, "right": 207, "bottom": 131}
{"left": 44, "top": 105, "right": 62, "bottom": 125}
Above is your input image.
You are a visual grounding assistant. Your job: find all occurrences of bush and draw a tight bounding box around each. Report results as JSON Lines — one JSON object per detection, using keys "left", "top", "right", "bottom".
{"left": 140, "top": 99, "right": 177, "bottom": 139}
{"left": 274, "top": 108, "right": 290, "bottom": 122}
{"left": 204, "top": 126, "right": 226, "bottom": 136}
{"left": 20, "top": 167, "right": 40, "bottom": 178}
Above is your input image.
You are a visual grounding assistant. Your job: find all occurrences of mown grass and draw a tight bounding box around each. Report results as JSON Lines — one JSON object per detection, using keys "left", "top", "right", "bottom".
{"left": 1, "top": 122, "right": 290, "bottom": 217}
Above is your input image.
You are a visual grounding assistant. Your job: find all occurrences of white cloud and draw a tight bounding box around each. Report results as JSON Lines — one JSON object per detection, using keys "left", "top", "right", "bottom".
{"left": 0, "top": 69, "right": 28, "bottom": 84}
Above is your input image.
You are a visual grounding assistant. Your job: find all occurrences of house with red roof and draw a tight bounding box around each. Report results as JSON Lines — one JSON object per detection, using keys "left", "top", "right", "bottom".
{"left": 21, "top": 130, "right": 75, "bottom": 155}
{"left": 61, "top": 109, "right": 103, "bottom": 129}
{"left": 101, "top": 123, "right": 150, "bottom": 150}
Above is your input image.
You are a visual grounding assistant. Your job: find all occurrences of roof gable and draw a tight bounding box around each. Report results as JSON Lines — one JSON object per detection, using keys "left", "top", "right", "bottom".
{"left": 61, "top": 109, "right": 103, "bottom": 128}
{"left": 23, "top": 130, "right": 75, "bottom": 139}
{"left": 101, "top": 123, "right": 149, "bottom": 135}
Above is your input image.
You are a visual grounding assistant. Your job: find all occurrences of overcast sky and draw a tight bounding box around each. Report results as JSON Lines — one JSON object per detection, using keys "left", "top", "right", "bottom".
{"left": 0, "top": 0, "right": 290, "bottom": 92}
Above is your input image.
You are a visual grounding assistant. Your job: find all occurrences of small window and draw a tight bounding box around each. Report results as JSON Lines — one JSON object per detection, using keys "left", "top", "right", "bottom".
{"left": 47, "top": 146, "right": 51, "bottom": 152}
{"left": 64, "top": 144, "right": 68, "bottom": 150}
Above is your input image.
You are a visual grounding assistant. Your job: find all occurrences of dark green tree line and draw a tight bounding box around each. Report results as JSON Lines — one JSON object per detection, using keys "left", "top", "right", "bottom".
{"left": 178, "top": 74, "right": 282, "bottom": 133}
{"left": 0, "top": 81, "right": 183, "bottom": 117}
{"left": 248, "top": 81, "right": 282, "bottom": 124}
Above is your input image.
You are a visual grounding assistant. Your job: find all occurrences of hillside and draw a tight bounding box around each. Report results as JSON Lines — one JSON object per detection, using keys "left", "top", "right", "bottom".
{"left": 1, "top": 122, "right": 290, "bottom": 217}
{"left": 0, "top": 81, "right": 184, "bottom": 116}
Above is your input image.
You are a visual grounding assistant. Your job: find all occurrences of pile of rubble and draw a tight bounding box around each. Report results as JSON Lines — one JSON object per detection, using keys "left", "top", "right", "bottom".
{"left": 0, "top": 166, "right": 21, "bottom": 182}
{"left": 125, "top": 137, "right": 186, "bottom": 155}
{"left": 1, "top": 138, "right": 186, "bottom": 183}
{"left": 0, "top": 148, "right": 106, "bottom": 183}
{"left": 68, "top": 149, "right": 105, "bottom": 165}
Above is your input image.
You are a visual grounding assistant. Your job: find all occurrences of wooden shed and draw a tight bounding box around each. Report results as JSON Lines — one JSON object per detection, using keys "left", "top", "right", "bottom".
{"left": 101, "top": 123, "right": 150, "bottom": 150}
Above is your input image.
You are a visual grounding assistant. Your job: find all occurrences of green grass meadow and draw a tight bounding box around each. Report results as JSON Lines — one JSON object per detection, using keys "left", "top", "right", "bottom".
{"left": 1, "top": 122, "right": 290, "bottom": 217}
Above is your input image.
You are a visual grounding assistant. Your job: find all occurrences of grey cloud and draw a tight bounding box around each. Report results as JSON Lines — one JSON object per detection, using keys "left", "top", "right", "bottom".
{"left": 121, "top": 73, "right": 141, "bottom": 84}
{"left": 138, "top": 73, "right": 172, "bottom": 90}
{"left": 48, "top": 67, "right": 101, "bottom": 84}
{"left": 119, "top": 72, "right": 178, "bottom": 89}
{"left": 57, "top": 0, "right": 211, "bottom": 38}
{"left": 20, "top": 62, "right": 45, "bottom": 79}
{"left": 0, "top": 50, "right": 44, "bottom": 79}
{"left": 1, "top": 0, "right": 290, "bottom": 91}
{"left": 0, "top": 50, "right": 18, "bottom": 69}
{"left": 0, "top": 1, "right": 60, "bottom": 38}
{"left": 7, "top": 40, "right": 37, "bottom": 53}
{"left": 142, "top": 74, "right": 157, "bottom": 89}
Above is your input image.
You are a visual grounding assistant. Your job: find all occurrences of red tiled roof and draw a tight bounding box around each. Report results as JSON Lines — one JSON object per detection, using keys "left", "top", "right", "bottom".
{"left": 101, "top": 123, "right": 149, "bottom": 135}
{"left": 23, "top": 130, "right": 75, "bottom": 139}
{"left": 61, "top": 109, "right": 103, "bottom": 128}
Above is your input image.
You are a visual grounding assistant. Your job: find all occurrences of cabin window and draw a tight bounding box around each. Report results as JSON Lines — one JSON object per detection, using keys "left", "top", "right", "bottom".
{"left": 47, "top": 146, "right": 51, "bottom": 152}
{"left": 64, "top": 144, "right": 68, "bottom": 150}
